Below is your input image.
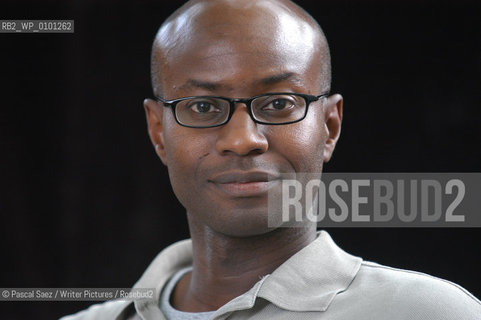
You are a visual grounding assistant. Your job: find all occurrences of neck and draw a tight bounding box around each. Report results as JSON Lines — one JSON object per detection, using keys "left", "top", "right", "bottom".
{"left": 171, "top": 215, "right": 317, "bottom": 312}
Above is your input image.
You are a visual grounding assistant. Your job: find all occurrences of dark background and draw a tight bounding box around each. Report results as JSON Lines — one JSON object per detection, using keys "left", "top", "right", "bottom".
{"left": 1, "top": 0, "right": 480, "bottom": 319}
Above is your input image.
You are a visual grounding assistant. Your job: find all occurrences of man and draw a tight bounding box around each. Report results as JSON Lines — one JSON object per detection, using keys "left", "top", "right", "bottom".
{"left": 63, "top": 0, "right": 481, "bottom": 319}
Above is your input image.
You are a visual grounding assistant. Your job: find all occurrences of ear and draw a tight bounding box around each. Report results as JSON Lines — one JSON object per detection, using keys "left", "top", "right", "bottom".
{"left": 322, "top": 94, "right": 343, "bottom": 162}
{"left": 144, "top": 98, "right": 168, "bottom": 166}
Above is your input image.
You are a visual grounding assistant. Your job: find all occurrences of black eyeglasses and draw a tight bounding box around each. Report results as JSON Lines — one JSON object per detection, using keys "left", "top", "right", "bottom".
{"left": 155, "top": 92, "right": 329, "bottom": 128}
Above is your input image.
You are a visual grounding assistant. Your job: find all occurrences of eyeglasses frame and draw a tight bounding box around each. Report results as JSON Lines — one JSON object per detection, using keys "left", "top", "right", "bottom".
{"left": 155, "top": 92, "right": 330, "bottom": 128}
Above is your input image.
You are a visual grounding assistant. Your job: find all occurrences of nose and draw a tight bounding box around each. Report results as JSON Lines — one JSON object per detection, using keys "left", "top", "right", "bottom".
{"left": 215, "top": 104, "right": 268, "bottom": 156}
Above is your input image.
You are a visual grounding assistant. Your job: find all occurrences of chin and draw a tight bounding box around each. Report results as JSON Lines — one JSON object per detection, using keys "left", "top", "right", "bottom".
{"left": 208, "top": 208, "right": 276, "bottom": 238}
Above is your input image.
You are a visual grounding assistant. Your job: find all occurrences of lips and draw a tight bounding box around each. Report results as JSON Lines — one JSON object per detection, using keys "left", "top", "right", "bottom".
{"left": 208, "top": 171, "right": 280, "bottom": 197}
{"left": 209, "top": 171, "right": 275, "bottom": 184}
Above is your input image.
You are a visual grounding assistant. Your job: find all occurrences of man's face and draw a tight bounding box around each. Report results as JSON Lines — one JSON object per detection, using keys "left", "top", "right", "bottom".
{"left": 145, "top": 3, "right": 342, "bottom": 237}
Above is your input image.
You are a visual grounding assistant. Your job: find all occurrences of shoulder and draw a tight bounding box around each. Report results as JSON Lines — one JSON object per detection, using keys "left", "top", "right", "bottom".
{"left": 351, "top": 260, "right": 481, "bottom": 319}
{"left": 59, "top": 239, "right": 193, "bottom": 320}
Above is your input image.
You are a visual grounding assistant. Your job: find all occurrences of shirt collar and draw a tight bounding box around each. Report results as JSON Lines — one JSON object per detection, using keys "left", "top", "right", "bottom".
{"left": 132, "top": 239, "right": 193, "bottom": 318}
{"left": 255, "top": 230, "right": 362, "bottom": 312}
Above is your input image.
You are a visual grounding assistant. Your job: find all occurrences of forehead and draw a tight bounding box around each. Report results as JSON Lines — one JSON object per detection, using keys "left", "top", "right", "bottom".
{"left": 155, "top": 1, "right": 323, "bottom": 96}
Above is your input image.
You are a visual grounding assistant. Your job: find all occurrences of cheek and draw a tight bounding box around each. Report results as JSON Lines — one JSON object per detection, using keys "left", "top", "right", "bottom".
{"left": 165, "top": 137, "right": 211, "bottom": 175}
{"left": 268, "top": 111, "right": 327, "bottom": 173}
{"left": 162, "top": 112, "right": 210, "bottom": 170}
{"left": 164, "top": 137, "right": 207, "bottom": 211}
{"left": 162, "top": 123, "right": 214, "bottom": 200}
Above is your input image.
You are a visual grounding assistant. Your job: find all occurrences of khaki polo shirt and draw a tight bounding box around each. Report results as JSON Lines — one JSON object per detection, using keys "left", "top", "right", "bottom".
{"left": 61, "top": 231, "right": 481, "bottom": 320}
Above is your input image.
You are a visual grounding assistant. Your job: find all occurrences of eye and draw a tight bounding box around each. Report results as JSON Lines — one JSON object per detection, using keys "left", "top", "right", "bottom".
{"left": 262, "top": 97, "right": 296, "bottom": 111}
{"left": 188, "top": 101, "right": 221, "bottom": 113}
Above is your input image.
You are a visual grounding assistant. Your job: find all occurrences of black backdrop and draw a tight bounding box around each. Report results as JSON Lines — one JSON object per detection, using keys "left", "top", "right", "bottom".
{"left": 1, "top": 0, "right": 480, "bottom": 319}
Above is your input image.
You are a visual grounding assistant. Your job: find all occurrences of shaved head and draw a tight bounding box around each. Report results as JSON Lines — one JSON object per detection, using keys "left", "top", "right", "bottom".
{"left": 150, "top": 0, "right": 331, "bottom": 96}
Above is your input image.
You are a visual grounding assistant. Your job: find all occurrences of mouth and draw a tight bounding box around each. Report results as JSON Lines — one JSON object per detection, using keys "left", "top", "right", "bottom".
{"left": 208, "top": 171, "right": 280, "bottom": 197}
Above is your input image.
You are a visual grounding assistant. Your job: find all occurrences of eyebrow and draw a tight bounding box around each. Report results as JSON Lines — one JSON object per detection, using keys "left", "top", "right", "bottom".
{"left": 178, "top": 72, "right": 303, "bottom": 92}
{"left": 258, "top": 72, "right": 301, "bottom": 86}
{"left": 179, "top": 79, "right": 221, "bottom": 92}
